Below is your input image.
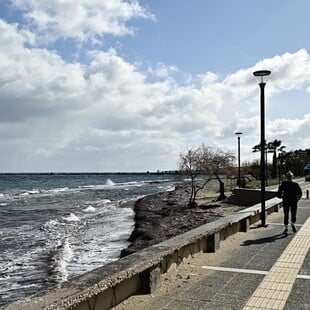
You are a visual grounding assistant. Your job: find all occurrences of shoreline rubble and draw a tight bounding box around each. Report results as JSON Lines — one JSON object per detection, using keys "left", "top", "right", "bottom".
{"left": 120, "top": 180, "right": 244, "bottom": 257}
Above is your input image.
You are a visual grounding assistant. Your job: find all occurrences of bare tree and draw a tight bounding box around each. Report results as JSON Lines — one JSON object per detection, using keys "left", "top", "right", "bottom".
{"left": 179, "top": 144, "right": 235, "bottom": 208}
{"left": 179, "top": 147, "right": 211, "bottom": 208}
{"left": 200, "top": 145, "right": 235, "bottom": 201}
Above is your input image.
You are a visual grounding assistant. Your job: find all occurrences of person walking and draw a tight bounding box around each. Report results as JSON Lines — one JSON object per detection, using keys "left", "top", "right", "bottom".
{"left": 277, "top": 171, "right": 302, "bottom": 234}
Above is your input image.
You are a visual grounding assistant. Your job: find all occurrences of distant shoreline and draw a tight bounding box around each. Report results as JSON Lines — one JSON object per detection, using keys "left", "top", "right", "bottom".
{"left": 0, "top": 171, "right": 180, "bottom": 175}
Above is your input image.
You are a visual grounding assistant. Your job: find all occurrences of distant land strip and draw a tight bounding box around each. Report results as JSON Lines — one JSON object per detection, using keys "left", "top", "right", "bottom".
{"left": 0, "top": 171, "right": 180, "bottom": 175}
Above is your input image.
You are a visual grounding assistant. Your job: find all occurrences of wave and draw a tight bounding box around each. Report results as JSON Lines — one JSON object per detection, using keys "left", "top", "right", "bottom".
{"left": 50, "top": 238, "right": 73, "bottom": 282}
{"left": 82, "top": 206, "right": 96, "bottom": 212}
{"left": 104, "top": 178, "right": 115, "bottom": 186}
{"left": 88, "top": 178, "right": 171, "bottom": 190}
{"left": 40, "top": 219, "right": 61, "bottom": 232}
{"left": 28, "top": 189, "right": 40, "bottom": 194}
{"left": 48, "top": 187, "right": 70, "bottom": 193}
{"left": 62, "top": 213, "right": 80, "bottom": 222}
{"left": 99, "top": 199, "right": 111, "bottom": 204}
{"left": 4, "top": 187, "right": 74, "bottom": 200}
{"left": 20, "top": 192, "right": 29, "bottom": 196}
{"left": 5, "top": 178, "right": 173, "bottom": 201}
{"left": 18, "top": 189, "right": 41, "bottom": 197}
{"left": 0, "top": 174, "right": 177, "bottom": 307}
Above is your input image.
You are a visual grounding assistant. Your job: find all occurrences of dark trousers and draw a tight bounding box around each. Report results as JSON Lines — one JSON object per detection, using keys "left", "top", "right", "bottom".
{"left": 283, "top": 203, "right": 297, "bottom": 225}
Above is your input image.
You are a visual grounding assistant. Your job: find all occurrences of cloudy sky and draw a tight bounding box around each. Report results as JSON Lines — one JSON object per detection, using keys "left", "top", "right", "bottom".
{"left": 0, "top": 0, "right": 310, "bottom": 172}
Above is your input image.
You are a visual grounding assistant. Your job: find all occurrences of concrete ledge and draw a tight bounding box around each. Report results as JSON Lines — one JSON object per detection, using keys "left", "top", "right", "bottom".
{"left": 230, "top": 188, "right": 278, "bottom": 206}
{"left": 4, "top": 197, "right": 285, "bottom": 310}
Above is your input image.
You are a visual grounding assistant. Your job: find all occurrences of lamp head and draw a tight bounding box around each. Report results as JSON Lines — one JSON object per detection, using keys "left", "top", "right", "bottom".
{"left": 235, "top": 132, "right": 243, "bottom": 137}
{"left": 253, "top": 70, "right": 271, "bottom": 83}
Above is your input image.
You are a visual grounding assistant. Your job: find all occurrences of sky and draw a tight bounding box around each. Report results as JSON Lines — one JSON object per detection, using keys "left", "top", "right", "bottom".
{"left": 0, "top": 0, "right": 310, "bottom": 172}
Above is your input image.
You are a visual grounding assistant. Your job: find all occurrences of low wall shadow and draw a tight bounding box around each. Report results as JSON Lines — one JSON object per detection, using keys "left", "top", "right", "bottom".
{"left": 229, "top": 188, "right": 278, "bottom": 206}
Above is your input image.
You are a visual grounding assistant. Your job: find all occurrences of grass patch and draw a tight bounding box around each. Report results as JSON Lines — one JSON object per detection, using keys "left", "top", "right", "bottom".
{"left": 246, "top": 178, "right": 280, "bottom": 189}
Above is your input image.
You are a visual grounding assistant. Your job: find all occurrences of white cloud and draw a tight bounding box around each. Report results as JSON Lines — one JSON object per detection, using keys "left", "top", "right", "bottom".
{"left": 0, "top": 21, "right": 87, "bottom": 120}
{"left": 264, "top": 49, "right": 310, "bottom": 94}
{"left": 10, "top": 0, "right": 153, "bottom": 44}
{"left": 1, "top": 14, "right": 310, "bottom": 171}
{"left": 148, "top": 63, "right": 178, "bottom": 78}
{"left": 267, "top": 114, "right": 310, "bottom": 150}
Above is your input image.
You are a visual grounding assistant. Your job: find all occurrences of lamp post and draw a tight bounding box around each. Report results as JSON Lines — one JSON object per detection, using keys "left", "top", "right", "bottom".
{"left": 253, "top": 70, "right": 271, "bottom": 227}
{"left": 235, "top": 132, "right": 242, "bottom": 188}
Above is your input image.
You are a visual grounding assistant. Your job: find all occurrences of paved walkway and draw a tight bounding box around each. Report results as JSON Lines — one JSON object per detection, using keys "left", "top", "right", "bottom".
{"left": 114, "top": 191, "right": 310, "bottom": 309}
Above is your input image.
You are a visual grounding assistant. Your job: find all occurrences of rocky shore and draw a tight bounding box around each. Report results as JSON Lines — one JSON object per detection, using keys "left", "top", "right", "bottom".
{"left": 120, "top": 180, "right": 245, "bottom": 257}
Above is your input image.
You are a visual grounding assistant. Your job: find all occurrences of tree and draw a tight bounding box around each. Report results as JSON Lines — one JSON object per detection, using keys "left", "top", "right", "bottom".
{"left": 179, "top": 147, "right": 209, "bottom": 208}
{"left": 267, "top": 140, "right": 283, "bottom": 179}
{"left": 277, "top": 146, "right": 286, "bottom": 180}
{"left": 179, "top": 144, "right": 235, "bottom": 208}
{"left": 200, "top": 145, "right": 235, "bottom": 200}
{"left": 252, "top": 141, "right": 267, "bottom": 181}
{"left": 282, "top": 149, "right": 310, "bottom": 176}
{"left": 247, "top": 159, "right": 260, "bottom": 179}
{"left": 245, "top": 147, "right": 310, "bottom": 183}
{"left": 252, "top": 140, "right": 285, "bottom": 180}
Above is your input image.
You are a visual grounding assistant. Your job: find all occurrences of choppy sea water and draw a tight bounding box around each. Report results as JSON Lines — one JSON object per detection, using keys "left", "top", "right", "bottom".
{"left": 0, "top": 173, "right": 177, "bottom": 307}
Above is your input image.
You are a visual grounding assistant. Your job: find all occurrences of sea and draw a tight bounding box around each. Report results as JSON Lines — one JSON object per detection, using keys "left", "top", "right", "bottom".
{"left": 0, "top": 173, "right": 178, "bottom": 308}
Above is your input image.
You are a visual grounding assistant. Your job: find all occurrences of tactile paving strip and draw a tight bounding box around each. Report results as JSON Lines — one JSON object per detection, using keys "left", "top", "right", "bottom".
{"left": 243, "top": 216, "right": 310, "bottom": 310}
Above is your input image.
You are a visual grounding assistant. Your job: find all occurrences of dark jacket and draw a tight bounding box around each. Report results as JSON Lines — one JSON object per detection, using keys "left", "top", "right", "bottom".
{"left": 277, "top": 181, "right": 302, "bottom": 205}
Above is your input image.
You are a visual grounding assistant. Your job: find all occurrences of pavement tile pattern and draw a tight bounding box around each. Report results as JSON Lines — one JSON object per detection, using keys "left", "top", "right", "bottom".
{"left": 243, "top": 216, "right": 310, "bottom": 310}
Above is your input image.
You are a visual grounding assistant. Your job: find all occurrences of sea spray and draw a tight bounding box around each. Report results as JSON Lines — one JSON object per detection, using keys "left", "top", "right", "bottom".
{"left": 105, "top": 178, "right": 115, "bottom": 186}
{"left": 50, "top": 238, "right": 73, "bottom": 282}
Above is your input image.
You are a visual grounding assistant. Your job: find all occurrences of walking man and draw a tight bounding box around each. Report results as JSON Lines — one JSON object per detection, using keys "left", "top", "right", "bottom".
{"left": 277, "top": 171, "right": 302, "bottom": 234}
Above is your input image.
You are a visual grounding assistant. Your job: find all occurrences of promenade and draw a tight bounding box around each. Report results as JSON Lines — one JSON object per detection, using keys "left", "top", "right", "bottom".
{"left": 115, "top": 191, "right": 310, "bottom": 309}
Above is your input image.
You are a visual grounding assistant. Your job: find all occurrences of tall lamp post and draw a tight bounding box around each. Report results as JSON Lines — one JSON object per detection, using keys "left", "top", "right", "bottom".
{"left": 253, "top": 70, "right": 271, "bottom": 227}
{"left": 235, "top": 132, "right": 242, "bottom": 188}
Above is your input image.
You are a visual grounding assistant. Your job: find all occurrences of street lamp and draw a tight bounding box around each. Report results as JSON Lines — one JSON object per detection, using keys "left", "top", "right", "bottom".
{"left": 253, "top": 70, "right": 271, "bottom": 227}
{"left": 235, "top": 132, "right": 242, "bottom": 188}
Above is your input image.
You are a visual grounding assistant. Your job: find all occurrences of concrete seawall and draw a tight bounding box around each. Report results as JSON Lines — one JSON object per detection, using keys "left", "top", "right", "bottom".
{"left": 4, "top": 184, "right": 308, "bottom": 310}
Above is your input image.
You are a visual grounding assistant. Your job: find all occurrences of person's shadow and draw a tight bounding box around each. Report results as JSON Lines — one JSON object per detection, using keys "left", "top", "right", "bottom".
{"left": 241, "top": 233, "right": 288, "bottom": 246}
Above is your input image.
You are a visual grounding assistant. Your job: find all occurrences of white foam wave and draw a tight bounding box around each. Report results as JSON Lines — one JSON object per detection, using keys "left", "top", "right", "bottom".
{"left": 100, "top": 199, "right": 111, "bottom": 204}
{"left": 50, "top": 187, "right": 70, "bottom": 193}
{"left": 62, "top": 213, "right": 80, "bottom": 222}
{"left": 0, "top": 275, "right": 11, "bottom": 281}
{"left": 41, "top": 219, "right": 60, "bottom": 231}
{"left": 52, "top": 239, "right": 73, "bottom": 282}
{"left": 82, "top": 206, "right": 96, "bottom": 212}
{"left": 18, "top": 189, "right": 41, "bottom": 197}
{"left": 120, "top": 181, "right": 139, "bottom": 186}
{"left": 81, "top": 179, "right": 160, "bottom": 191}
{"left": 79, "top": 184, "right": 95, "bottom": 189}
{"left": 104, "top": 178, "right": 115, "bottom": 186}
{"left": 28, "top": 189, "right": 40, "bottom": 194}
{"left": 158, "top": 185, "right": 175, "bottom": 191}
